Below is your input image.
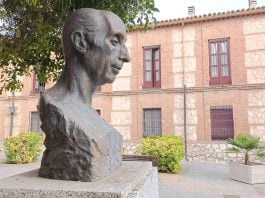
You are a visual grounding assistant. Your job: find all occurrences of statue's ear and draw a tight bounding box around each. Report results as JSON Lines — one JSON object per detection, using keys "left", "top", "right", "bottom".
{"left": 71, "top": 30, "right": 87, "bottom": 54}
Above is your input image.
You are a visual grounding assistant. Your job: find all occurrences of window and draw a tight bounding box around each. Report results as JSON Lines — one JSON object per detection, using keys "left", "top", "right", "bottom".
{"left": 209, "top": 38, "right": 231, "bottom": 85}
{"left": 210, "top": 106, "right": 234, "bottom": 140}
{"left": 30, "top": 111, "right": 42, "bottom": 134}
{"left": 143, "top": 108, "right": 161, "bottom": 136}
{"left": 96, "top": 86, "right": 101, "bottom": 92}
{"left": 143, "top": 46, "right": 161, "bottom": 88}
{"left": 32, "top": 73, "right": 45, "bottom": 94}
{"left": 96, "top": 109, "right": 101, "bottom": 116}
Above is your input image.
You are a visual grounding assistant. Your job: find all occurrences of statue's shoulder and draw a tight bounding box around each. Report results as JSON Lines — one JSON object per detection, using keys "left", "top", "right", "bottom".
{"left": 38, "top": 93, "right": 64, "bottom": 124}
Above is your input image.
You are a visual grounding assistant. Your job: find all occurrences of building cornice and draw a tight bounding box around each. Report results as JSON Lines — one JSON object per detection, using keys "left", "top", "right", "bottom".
{"left": 130, "top": 7, "right": 265, "bottom": 31}
{"left": 1, "top": 84, "right": 265, "bottom": 100}
{"left": 94, "top": 84, "right": 265, "bottom": 97}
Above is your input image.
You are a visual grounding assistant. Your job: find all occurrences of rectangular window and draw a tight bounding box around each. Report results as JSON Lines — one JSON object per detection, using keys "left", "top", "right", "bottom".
{"left": 143, "top": 108, "right": 161, "bottom": 137}
{"left": 32, "top": 73, "right": 45, "bottom": 94}
{"left": 96, "top": 86, "right": 101, "bottom": 92}
{"left": 210, "top": 107, "right": 234, "bottom": 140}
{"left": 96, "top": 109, "right": 101, "bottom": 116}
{"left": 143, "top": 46, "right": 161, "bottom": 88}
{"left": 30, "top": 111, "right": 42, "bottom": 134}
{"left": 209, "top": 38, "right": 231, "bottom": 85}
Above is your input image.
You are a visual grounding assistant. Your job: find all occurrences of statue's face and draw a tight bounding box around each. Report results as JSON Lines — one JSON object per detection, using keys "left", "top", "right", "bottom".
{"left": 84, "top": 13, "right": 130, "bottom": 85}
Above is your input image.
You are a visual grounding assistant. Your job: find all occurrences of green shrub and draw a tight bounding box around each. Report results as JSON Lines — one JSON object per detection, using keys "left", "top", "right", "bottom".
{"left": 4, "top": 132, "right": 43, "bottom": 164}
{"left": 227, "top": 133, "right": 265, "bottom": 165}
{"left": 137, "top": 135, "right": 184, "bottom": 173}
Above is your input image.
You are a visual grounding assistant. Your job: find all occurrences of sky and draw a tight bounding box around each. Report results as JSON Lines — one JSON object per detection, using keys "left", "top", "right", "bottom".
{"left": 154, "top": 0, "right": 265, "bottom": 21}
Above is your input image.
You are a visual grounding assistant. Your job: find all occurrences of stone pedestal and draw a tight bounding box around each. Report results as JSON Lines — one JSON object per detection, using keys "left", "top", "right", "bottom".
{"left": 0, "top": 161, "right": 159, "bottom": 198}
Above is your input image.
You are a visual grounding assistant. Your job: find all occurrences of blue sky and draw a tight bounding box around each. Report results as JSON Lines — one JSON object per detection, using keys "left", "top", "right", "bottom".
{"left": 154, "top": 0, "right": 265, "bottom": 20}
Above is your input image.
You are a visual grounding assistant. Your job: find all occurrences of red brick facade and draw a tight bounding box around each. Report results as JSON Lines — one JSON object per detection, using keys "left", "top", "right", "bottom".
{"left": 1, "top": 8, "right": 265, "bottom": 142}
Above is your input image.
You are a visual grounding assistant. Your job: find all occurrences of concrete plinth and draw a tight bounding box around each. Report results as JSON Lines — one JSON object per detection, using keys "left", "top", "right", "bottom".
{"left": 0, "top": 161, "right": 158, "bottom": 198}
{"left": 229, "top": 161, "right": 265, "bottom": 184}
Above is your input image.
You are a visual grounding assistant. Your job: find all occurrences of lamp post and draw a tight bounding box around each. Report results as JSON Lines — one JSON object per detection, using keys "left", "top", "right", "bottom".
{"left": 9, "top": 92, "right": 15, "bottom": 136}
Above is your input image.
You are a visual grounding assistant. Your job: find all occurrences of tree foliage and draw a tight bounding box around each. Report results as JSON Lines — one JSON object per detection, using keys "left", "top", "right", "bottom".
{"left": 0, "top": 0, "right": 159, "bottom": 94}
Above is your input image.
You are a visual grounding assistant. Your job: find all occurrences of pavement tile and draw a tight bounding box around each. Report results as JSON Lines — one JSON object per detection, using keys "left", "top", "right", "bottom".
{"left": 1, "top": 160, "right": 265, "bottom": 198}
{"left": 158, "top": 161, "right": 265, "bottom": 198}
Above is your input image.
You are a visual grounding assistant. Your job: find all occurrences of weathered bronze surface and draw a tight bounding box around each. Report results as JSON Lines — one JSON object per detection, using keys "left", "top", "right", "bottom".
{"left": 38, "top": 8, "right": 130, "bottom": 181}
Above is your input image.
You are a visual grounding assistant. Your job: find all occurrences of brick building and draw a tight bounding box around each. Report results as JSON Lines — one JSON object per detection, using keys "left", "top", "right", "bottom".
{"left": 95, "top": 6, "right": 265, "bottom": 143}
{"left": 1, "top": 3, "right": 265, "bottom": 162}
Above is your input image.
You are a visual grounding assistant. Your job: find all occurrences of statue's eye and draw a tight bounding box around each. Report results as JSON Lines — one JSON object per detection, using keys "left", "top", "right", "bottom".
{"left": 111, "top": 37, "right": 119, "bottom": 46}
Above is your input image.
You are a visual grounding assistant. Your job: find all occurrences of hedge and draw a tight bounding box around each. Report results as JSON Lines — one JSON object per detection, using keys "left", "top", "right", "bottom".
{"left": 137, "top": 135, "right": 184, "bottom": 173}
{"left": 4, "top": 132, "right": 43, "bottom": 164}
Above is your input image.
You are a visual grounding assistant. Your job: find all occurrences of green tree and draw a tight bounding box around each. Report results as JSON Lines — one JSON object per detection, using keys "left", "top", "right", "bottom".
{"left": 0, "top": 0, "right": 159, "bottom": 94}
{"left": 227, "top": 134, "right": 265, "bottom": 165}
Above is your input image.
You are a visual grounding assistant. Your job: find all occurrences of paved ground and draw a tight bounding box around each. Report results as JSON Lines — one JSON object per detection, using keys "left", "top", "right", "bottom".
{"left": 0, "top": 162, "right": 39, "bottom": 180}
{"left": 159, "top": 161, "right": 265, "bottom": 198}
{"left": 0, "top": 160, "right": 264, "bottom": 197}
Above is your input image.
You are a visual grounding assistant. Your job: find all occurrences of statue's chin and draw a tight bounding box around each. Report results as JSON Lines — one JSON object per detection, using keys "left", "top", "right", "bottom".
{"left": 98, "top": 75, "right": 116, "bottom": 85}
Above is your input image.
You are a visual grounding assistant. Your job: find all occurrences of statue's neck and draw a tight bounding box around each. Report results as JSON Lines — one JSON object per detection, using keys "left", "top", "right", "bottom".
{"left": 74, "top": 64, "right": 96, "bottom": 105}
{"left": 57, "top": 58, "right": 96, "bottom": 106}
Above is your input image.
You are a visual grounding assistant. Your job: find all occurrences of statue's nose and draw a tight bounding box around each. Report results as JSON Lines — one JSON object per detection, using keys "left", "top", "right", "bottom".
{"left": 119, "top": 45, "right": 130, "bottom": 62}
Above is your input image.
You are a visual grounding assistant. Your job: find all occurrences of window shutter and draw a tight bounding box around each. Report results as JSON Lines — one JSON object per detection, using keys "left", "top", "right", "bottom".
{"left": 153, "top": 48, "right": 161, "bottom": 88}
{"left": 32, "top": 73, "right": 38, "bottom": 93}
{"left": 143, "top": 46, "right": 161, "bottom": 88}
{"left": 210, "top": 108, "right": 234, "bottom": 140}
{"left": 209, "top": 38, "right": 231, "bottom": 85}
{"left": 143, "top": 48, "right": 153, "bottom": 88}
{"left": 30, "top": 111, "right": 42, "bottom": 134}
{"left": 143, "top": 108, "right": 162, "bottom": 136}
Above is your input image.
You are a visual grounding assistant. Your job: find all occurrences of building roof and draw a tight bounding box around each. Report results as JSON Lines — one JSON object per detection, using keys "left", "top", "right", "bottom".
{"left": 132, "top": 6, "right": 265, "bottom": 31}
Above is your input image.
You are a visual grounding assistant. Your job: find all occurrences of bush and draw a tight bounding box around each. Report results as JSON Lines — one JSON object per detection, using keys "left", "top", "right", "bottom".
{"left": 4, "top": 132, "right": 43, "bottom": 164}
{"left": 227, "top": 133, "right": 265, "bottom": 165}
{"left": 137, "top": 135, "right": 184, "bottom": 173}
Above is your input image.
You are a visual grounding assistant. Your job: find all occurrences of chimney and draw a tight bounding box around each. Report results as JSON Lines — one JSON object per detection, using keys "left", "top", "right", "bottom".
{"left": 249, "top": 0, "right": 257, "bottom": 9}
{"left": 188, "top": 6, "right": 195, "bottom": 17}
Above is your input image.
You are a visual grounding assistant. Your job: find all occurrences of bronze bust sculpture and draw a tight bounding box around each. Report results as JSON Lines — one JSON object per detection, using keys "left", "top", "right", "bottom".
{"left": 38, "top": 8, "right": 130, "bottom": 181}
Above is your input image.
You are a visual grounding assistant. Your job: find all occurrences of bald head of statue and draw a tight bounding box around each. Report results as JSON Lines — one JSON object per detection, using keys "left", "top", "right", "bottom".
{"left": 61, "top": 8, "right": 130, "bottom": 87}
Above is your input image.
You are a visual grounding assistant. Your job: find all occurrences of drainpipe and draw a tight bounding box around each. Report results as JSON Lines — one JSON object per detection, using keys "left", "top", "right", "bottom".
{"left": 183, "top": 85, "right": 188, "bottom": 160}
{"left": 181, "top": 21, "right": 188, "bottom": 161}
{"left": 9, "top": 92, "right": 15, "bottom": 136}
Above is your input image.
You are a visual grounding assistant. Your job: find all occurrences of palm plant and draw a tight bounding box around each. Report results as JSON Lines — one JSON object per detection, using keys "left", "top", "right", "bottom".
{"left": 227, "top": 134, "right": 265, "bottom": 165}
